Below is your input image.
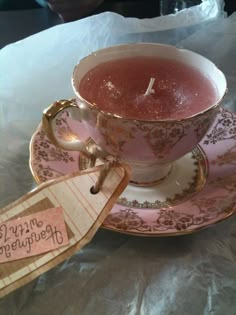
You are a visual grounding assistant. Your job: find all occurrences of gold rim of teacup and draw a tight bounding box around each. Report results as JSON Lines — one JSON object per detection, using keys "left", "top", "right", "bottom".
{"left": 72, "top": 43, "right": 227, "bottom": 123}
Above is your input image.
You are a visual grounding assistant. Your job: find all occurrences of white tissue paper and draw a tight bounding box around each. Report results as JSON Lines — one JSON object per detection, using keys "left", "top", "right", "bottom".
{"left": 1, "top": 1, "right": 236, "bottom": 314}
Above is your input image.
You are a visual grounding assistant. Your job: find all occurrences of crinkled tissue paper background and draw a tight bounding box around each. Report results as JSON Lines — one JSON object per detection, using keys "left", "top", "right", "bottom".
{"left": 0, "top": 0, "right": 236, "bottom": 314}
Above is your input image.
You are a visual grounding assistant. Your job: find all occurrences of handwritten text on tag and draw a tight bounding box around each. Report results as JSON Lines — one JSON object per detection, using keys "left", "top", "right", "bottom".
{"left": 0, "top": 207, "right": 69, "bottom": 263}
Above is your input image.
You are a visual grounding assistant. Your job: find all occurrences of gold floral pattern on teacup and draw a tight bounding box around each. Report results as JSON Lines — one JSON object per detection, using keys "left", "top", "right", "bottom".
{"left": 204, "top": 108, "right": 236, "bottom": 144}
{"left": 136, "top": 122, "right": 187, "bottom": 159}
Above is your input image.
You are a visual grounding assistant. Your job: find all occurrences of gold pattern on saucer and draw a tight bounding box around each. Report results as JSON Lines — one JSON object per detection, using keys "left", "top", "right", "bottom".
{"left": 103, "top": 193, "right": 236, "bottom": 237}
{"left": 211, "top": 144, "right": 236, "bottom": 166}
{"left": 103, "top": 174, "right": 236, "bottom": 236}
{"left": 79, "top": 140, "right": 208, "bottom": 208}
{"left": 117, "top": 146, "right": 208, "bottom": 208}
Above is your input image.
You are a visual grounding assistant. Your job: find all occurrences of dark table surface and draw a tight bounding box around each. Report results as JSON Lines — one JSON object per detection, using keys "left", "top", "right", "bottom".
{"left": 0, "top": 8, "right": 61, "bottom": 49}
{"left": 0, "top": 1, "right": 159, "bottom": 49}
{"left": 0, "top": 1, "right": 235, "bottom": 50}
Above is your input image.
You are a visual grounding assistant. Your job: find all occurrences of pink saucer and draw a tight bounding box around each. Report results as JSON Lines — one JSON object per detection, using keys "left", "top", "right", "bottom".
{"left": 29, "top": 107, "right": 236, "bottom": 236}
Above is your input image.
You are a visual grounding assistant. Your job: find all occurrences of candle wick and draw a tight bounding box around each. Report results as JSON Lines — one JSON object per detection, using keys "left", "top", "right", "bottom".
{"left": 144, "top": 77, "right": 155, "bottom": 96}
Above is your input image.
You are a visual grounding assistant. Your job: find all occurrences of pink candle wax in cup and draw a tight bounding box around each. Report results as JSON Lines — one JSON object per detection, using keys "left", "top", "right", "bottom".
{"left": 78, "top": 56, "right": 218, "bottom": 120}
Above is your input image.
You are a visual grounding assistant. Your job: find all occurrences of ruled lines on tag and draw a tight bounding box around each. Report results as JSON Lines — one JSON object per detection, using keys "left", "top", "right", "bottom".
{"left": 0, "top": 165, "right": 130, "bottom": 297}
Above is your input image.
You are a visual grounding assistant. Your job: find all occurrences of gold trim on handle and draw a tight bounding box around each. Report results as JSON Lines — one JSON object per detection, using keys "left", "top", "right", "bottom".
{"left": 42, "top": 99, "right": 77, "bottom": 148}
{"left": 42, "top": 99, "right": 97, "bottom": 163}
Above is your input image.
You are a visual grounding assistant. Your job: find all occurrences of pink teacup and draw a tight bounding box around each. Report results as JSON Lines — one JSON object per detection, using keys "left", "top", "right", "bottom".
{"left": 42, "top": 43, "right": 227, "bottom": 186}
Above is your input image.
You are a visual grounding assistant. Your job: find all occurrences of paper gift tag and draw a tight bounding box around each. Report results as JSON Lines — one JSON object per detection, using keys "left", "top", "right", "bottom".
{"left": 0, "top": 164, "right": 129, "bottom": 297}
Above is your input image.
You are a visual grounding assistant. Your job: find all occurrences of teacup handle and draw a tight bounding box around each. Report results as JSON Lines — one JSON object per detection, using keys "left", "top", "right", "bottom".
{"left": 42, "top": 99, "right": 97, "bottom": 161}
